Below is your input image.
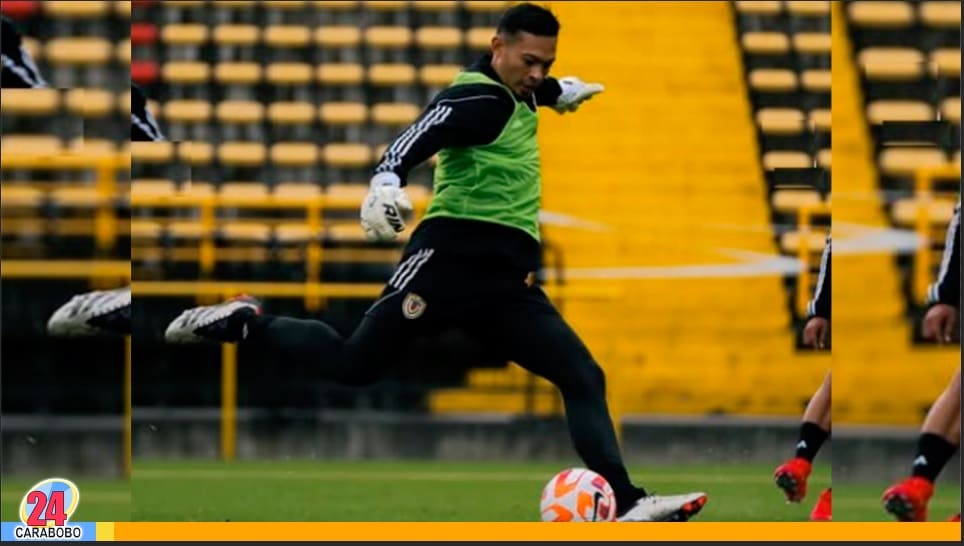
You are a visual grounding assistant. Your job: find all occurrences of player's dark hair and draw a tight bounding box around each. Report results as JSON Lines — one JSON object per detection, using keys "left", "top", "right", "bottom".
{"left": 497, "top": 3, "right": 560, "bottom": 39}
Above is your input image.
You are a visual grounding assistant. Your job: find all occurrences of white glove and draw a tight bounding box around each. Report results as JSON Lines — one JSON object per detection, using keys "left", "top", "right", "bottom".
{"left": 553, "top": 76, "right": 605, "bottom": 114}
{"left": 361, "top": 172, "right": 413, "bottom": 242}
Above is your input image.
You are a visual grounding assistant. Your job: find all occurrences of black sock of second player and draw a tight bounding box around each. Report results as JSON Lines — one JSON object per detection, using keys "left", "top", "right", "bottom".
{"left": 911, "top": 432, "right": 958, "bottom": 483}
{"left": 795, "top": 421, "right": 829, "bottom": 462}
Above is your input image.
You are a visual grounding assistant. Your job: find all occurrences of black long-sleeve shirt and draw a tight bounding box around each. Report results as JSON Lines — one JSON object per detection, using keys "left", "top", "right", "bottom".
{"left": 807, "top": 235, "right": 831, "bottom": 320}
{"left": 928, "top": 203, "right": 960, "bottom": 309}
{"left": 1, "top": 15, "right": 46, "bottom": 88}
{"left": 379, "top": 54, "right": 563, "bottom": 273}
{"left": 131, "top": 83, "right": 164, "bottom": 141}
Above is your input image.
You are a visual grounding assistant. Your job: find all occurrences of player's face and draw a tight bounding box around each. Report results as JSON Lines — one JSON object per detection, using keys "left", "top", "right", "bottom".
{"left": 491, "top": 31, "right": 557, "bottom": 97}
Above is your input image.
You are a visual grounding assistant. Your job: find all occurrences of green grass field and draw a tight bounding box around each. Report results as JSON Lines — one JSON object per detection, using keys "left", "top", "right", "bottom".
{"left": 130, "top": 460, "right": 834, "bottom": 522}
{"left": 0, "top": 478, "right": 129, "bottom": 522}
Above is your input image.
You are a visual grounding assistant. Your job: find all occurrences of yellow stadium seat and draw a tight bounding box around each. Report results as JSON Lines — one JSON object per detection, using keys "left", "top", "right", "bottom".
{"left": 415, "top": 27, "right": 462, "bottom": 49}
{"left": 68, "top": 138, "right": 116, "bottom": 155}
{"left": 930, "top": 49, "right": 961, "bottom": 77}
{"left": 213, "top": 0, "right": 257, "bottom": 9}
{"left": 161, "top": 24, "right": 209, "bottom": 46}
{"left": 132, "top": 179, "right": 176, "bottom": 198}
{"left": 45, "top": 37, "right": 112, "bottom": 65}
{"left": 213, "top": 24, "right": 261, "bottom": 46}
{"left": 809, "top": 109, "right": 831, "bottom": 132}
{"left": 265, "top": 25, "right": 311, "bottom": 48}
{"left": 741, "top": 32, "right": 790, "bottom": 55}
{"left": 919, "top": 1, "right": 961, "bottom": 28}
{"left": 220, "top": 223, "right": 272, "bottom": 244}
{"left": 756, "top": 108, "right": 805, "bottom": 135}
{"left": 64, "top": 88, "right": 113, "bottom": 118}
{"left": 2, "top": 135, "right": 63, "bottom": 155}
{"left": 219, "top": 182, "right": 268, "bottom": 199}
{"left": 319, "top": 102, "right": 368, "bottom": 124}
{"left": 785, "top": 1, "right": 830, "bottom": 16}
{"left": 326, "top": 182, "right": 367, "bottom": 199}
{"left": 327, "top": 222, "right": 369, "bottom": 243}
{"left": 892, "top": 197, "right": 958, "bottom": 225}
{"left": 215, "top": 101, "right": 264, "bottom": 124}
{"left": 218, "top": 142, "right": 267, "bottom": 167}
{"left": 214, "top": 62, "right": 262, "bottom": 85}
{"left": 772, "top": 189, "right": 822, "bottom": 212}
{"left": 463, "top": 1, "right": 510, "bottom": 12}
{"left": 178, "top": 182, "right": 214, "bottom": 198}
{"left": 414, "top": 1, "right": 457, "bottom": 10}
{"left": 114, "top": 0, "right": 131, "bottom": 18}
{"left": 372, "top": 103, "right": 419, "bottom": 126}
{"left": 162, "top": 61, "right": 211, "bottom": 84}
{"left": 780, "top": 230, "right": 828, "bottom": 253}
{"left": 322, "top": 144, "right": 372, "bottom": 167}
{"left": 801, "top": 69, "right": 831, "bottom": 92}
{"left": 368, "top": 63, "right": 417, "bottom": 86}
{"left": 364, "top": 1, "right": 409, "bottom": 11}
{"left": 866, "top": 100, "right": 934, "bottom": 124}
{"left": 168, "top": 221, "right": 207, "bottom": 241}
{"left": 364, "top": 26, "right": 413, "bottom": 49}
{"left": 792, "top": 33, "right": 831, "bottom": 55}
{"left": 317, "top": 63, "right": 365, "bottom": 85}
{"left": 0, "top": 89, "right": 59, "bottom": 115}
{"left": 848, "top": 1, "right": 915, "bottom": 27}
{"left": 118, "top": 89, "right": 132, "bottom": 114}
{"left": 178, "top": 141, "right": 215, "bottom": 165}
{"left": 131, "top": 141, "right": 175, "bottom": 163}
{"left": 878, "top": 148, "right": 948, "bottom": 176}
{"left": 817, "top": 149, "right": 831, "bottom": 169}
{"left": 315, "top": 26, "right": 362, "bottom": 47}
{"left": 116, "top": 39, "right": 131, "bottom": 65}
{"left": 267, "top": 62, "right": 313, "bottom": 85}
{"left": 275, "top": 223, "right": 315, "bottom": 244}
{"left": 131, "top": 220, "right": 162, "bottom": 242}
{"left": 858, "top": 47, "right": 925, "bottom": 80}
{"left": 50, "top": 186, "right": 101, "bottom": 208}
{"left": 265, "top": 0, "right": 307, "bottom": 9}
{"left": 748, "top": 69, "right": 797, "bottom": 92}
{"left": 941, "top": 97, "right": 961, "bottom": 125}
{"left": 736, "top": 1, "right": 783, "bottom": 14}
{"left": 44, "top": 1, "right": 109, "bottom": 18}
{"left": 419, "top": 64, "right": 461, "bottom": 86}
{"left": 0, "top": 185, "right": 44, "bottom": 208}
{"left": 274, "top": 182, "right": 321, "bottom": 198}
{"left": 163, "top": 0, "right": 205, "bottom": 7}
{"left": 163, "top": 100, "right": 213, "bottom": 123}
{"left": 269, "top": 101, "right": 315, "bottom": 125}
{"left": 763, "top": 151, "right": 811, "bottom": 170}
{"left": 313, "top": 1, "right": 359, "bottom": 10}
{"left": 270, "top": 142, "right": 319, "bottom": 167}
{"left": 466, "top": 27, "right": 495, "bottom": 51}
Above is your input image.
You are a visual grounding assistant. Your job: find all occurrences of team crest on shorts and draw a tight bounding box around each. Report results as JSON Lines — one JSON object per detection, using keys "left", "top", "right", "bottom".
{"left": 402, "top": 293, "right": 426, "bottom": 319}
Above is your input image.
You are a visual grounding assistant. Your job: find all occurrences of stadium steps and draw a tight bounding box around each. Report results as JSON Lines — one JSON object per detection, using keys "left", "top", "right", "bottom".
{"left": 830, "top": 3, "right": 958, "bottom": 426}
{"left": 431, "top": 1, "right": 827, "bottom": 418}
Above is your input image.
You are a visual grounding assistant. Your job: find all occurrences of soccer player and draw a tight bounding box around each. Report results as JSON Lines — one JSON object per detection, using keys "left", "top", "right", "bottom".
{"left": 162, "top": 4, "right": 708, "bottom": 522}
{"left": 774, "top": 235, "right": 832, "bottom": 521}
{"left": 44, "top": 83, "right": 162, "bottom": 336}
{"left": 1, "top": 14, "right": 47, "bottom": 88}
{"left": 882, "top": 203, "right": 960, "bottom": 522}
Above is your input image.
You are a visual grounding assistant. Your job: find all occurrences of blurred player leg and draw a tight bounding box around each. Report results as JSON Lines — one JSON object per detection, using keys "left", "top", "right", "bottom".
{"left": 774, "top": 371, "right": 831, "bottom": 520}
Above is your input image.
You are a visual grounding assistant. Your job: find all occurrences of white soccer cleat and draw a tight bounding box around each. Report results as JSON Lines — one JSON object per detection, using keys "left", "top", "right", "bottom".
{"left": 164, "top": 295, "right": 261, "bottom": 344}
{"left": 47, "top": 287, "right": 131, "bottom": 337}
{"left": 617, "top": 492, "right": 708, "bottom": 522}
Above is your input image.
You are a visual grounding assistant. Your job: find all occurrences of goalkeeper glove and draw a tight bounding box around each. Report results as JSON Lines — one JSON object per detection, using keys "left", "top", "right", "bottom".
{"left": 361, "top": 172, "right": 413, "bottom": 242}
{"left": 553, "top": 76, "right": 605, "bottom": 114}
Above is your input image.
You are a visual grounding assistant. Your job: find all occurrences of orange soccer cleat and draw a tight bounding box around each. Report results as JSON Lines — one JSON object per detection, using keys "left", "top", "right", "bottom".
{"left": 774, "top": 457, "right": 813, "bottom": 503}
{"left": 882, "top": 477, "right": 934, "bottom": 522}
{"left": 809, "top": 488, "right": 832, "bottom": 521}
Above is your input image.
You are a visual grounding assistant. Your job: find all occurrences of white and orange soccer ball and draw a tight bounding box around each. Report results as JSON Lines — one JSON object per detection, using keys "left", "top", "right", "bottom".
{"left": 540, "top": 468, "right": 617, "bottom": 522}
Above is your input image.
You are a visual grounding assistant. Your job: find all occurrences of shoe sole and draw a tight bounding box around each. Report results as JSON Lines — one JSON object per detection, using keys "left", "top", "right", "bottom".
{"left": 883, "top": 493, "right": 918, "bottom": 522}
{"left": 774, "top": 472, "right": 803, "bottom": 502}
{"left": 662, "top": 494, "right": 708, "bottom": 522}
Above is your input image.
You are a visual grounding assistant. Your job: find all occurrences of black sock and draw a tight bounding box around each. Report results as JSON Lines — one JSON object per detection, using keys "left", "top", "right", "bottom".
{"left": 911, "top": 433, "right": 958, "bottom": 483}
{"left": 794, "top": 421, "right": 829, "bottom": 462}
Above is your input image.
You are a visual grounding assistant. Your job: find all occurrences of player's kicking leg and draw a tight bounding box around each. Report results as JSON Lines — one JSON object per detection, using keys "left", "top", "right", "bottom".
{"left": 47, "top": 286, "right": 132, "bottom": 337}
{"left": 882, "top": 368, "right": 960, "bottom": 522}
{"left": 475, "top": 286, "right": 708, "bottom": 522}
{"left": 774, "top": 371, "right": 831, "bottom": 521}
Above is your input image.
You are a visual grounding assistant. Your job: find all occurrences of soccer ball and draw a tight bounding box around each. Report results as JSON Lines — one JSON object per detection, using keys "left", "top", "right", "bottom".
{"left": 540, "top": 468, "right": 617, "bottom": 522}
